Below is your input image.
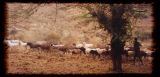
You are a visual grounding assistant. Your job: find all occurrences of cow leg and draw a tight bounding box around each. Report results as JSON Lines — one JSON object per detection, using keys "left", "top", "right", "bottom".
{"left": 83, "top": 50, "right": 86, "bottom": 54}
{"left": 122, "top": 54, "right": 127, "bottom": 63}
{"left": 98, "top": 54, "right": 101, "bottom": 59}
{"left": 63, "top": 50, "right": 66, "bottom": 54}
{"left": 91, "top": 54, "right": 95, "bottom": 59}
{"left": 133, "top": 56, "right": 137, "bottom": 65}
{"left": 138, "top": 56, "right": 144, "bottom": 65}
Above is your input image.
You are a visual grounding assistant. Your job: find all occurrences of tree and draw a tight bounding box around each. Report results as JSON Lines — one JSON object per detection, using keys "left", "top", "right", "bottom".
{"left": 83, "top": 4, "right": 133, "bottom": 73}
{"left": 110, "top": 4, "right": 128, "bottom": 72}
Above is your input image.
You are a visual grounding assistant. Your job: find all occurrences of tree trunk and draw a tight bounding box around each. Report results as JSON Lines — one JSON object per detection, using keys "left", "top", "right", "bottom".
{"left": 85, "top": 4, "right": 129, "bottom": 73}
{"left": 111, "top": 4, "right": 126, "bottom": 73}
{"left": 111, "top": 37, "right": 123, "bottom": 72}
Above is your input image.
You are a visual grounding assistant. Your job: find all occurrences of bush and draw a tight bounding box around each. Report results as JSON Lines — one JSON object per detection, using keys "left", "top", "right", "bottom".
{"left": 45, "top": 32, "right": 61, "bottom": 42}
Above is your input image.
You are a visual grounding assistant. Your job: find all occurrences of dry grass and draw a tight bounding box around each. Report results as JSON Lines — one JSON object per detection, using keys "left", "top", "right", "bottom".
{"left": 6, "top": 3, "right": 111, "bottom": 46}
{"left": 6, "top": 46, "right": 152, "bottom": 74}
{"left": 6, "top": 3, "right": 153, "bottom": 47}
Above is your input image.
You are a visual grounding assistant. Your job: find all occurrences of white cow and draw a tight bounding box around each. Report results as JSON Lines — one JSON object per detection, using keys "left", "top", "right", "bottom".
{"left": 35, "top": 41, "right": 48, "bottom": 45}
{"left": 96, "top": 48, "right": 107, "bottom": 54}
{"left": 51, "top": 43, "right": 65, "bottom": 49}
{"left": 19, "top": 41, "right": 27, "bottom": 46}
{"left": 52, "top": 44, "right": 64, "bottom": 48}
{"left": 141, "top": 48, "right": 154, "bottom": 56}
{"left": 75, "top": 43, "right": 84, "bottom": 48}
{"left": 4, "top": 40, "right": 21, "bottom": 47}
{"left": 83, "top": 42, "right": 93, "bottom": 48}
{"left": 85, "top": 48, "right": 97, "bottom": 54}
{"left": 4, "top": 39, "right": 28, "bottom": 47}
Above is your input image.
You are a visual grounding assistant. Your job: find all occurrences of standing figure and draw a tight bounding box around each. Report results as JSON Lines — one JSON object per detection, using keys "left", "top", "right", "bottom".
{"left": 133, "top": 37, "right": 143, "bottom": 65}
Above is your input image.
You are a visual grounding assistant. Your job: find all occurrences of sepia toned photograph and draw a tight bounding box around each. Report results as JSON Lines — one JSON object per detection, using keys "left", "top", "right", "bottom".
{"left": 5, "top": 3, "right": 154, "bottom": 74}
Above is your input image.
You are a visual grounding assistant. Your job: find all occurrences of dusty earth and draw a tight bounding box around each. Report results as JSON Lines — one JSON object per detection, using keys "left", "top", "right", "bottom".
{"left": 6, "top": 46, "right": 152, "bottom": 74}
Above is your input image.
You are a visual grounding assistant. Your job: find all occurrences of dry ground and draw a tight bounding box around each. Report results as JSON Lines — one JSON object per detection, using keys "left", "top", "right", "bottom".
{"left": 6, "top": 46, "right": 152, "bottom": 74}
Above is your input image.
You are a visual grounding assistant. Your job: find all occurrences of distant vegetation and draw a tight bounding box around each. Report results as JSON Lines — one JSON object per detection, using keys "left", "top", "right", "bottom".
{"left": 6, "top": 3, "right": 153, "bottom": 47}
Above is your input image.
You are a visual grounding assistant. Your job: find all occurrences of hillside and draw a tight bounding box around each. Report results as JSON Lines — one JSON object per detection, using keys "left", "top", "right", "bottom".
{"left": 7, "top": 3, "right": 110, "bottom": 47}
{"left": 6, "top": 3, "right": 153, "bottom": 47}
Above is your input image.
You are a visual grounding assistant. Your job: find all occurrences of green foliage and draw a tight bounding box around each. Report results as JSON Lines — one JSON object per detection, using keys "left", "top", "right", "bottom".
{"left": 135, "top": 31, "right": 151, "bottom": 41}
{"left": 121, "top": 13, "right": 133, "bottom": 42}
{"left": 133, "top": 12, "right": 148, "bottom": 19}
{"left": 82, "top": 4, "right": 133, "bottom": 43}
{"left": 79, "top": 13, "right": 92, "bottom": 18}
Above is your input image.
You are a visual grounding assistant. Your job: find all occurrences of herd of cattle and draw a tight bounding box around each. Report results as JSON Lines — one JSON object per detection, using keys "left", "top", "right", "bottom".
{"left": 4, "top": 39, "right": 154, "bottom": 60}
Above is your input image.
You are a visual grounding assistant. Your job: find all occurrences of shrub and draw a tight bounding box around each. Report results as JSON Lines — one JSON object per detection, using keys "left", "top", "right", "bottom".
{"left": 45, "top": 32, "right": 61, "bottom": 42}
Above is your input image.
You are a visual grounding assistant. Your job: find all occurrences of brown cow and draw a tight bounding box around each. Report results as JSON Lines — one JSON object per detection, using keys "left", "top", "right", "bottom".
{"left": 27, "top": 41, "right": 51, "bottom": 50}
